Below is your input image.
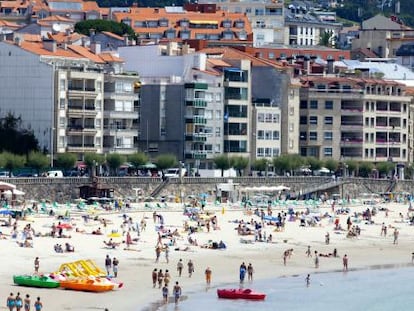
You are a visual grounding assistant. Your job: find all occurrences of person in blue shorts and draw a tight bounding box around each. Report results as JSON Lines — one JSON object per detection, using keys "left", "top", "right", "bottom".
{"left": 173, "top": 281, "right": 182, "bottom": 304}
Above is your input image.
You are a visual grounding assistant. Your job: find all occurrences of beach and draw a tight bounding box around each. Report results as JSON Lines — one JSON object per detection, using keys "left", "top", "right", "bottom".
{"left": 1, "top": 199, "right": 414, "bottom": 310}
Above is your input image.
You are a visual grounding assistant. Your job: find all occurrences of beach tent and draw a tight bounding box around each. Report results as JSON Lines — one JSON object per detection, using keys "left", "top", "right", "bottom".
{"left": 3, "top": 189, "right": 25, "bottom": 196}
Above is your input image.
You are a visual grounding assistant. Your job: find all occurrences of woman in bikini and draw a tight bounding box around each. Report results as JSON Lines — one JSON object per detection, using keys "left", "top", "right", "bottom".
{"left": 6, "top": 293, "right": 15, "bottom": 311}
{"left": 15, "top": 293, "right": 22, "bottom": 311}
{"left": 23, "top": 295, "right": 30, "bottom": 311}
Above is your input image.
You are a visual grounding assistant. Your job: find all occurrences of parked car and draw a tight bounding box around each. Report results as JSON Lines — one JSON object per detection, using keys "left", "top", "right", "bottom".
{"left": 45, "top": 170, "right": 64, "bottom": 178}
{"left": 0, "top": 171, "right": 13, "bottom": 178}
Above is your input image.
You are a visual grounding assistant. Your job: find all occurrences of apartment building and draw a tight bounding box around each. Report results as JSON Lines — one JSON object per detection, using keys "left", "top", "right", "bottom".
{"left": 352, "top": 14, "right": 414, "bottom": 59}
{"left": 118, "top": 44, "right": 225, "bottom": 170}
{"left": 197, "top": 0, "right": 285, "bottom": 46}
{"left": 0, "top": 37, "right": 139, "bottom": 161}
{"left": 284, "top": 7, "right": 341, "bottom": 47}
{"left": 299, "top": 76, "right": 411, "bottom": 164}
{"left": 113, "top": 6, "right": 252, "bottom": 45}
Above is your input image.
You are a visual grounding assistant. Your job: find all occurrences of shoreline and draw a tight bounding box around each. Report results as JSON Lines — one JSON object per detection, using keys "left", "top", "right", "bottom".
{"left": 144, "top": 261, "right": 414, "bottom": 311}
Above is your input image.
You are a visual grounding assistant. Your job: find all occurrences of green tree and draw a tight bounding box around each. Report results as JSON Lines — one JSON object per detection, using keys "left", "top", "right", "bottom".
{"left": 127, "top": 152, "right": 148, "bottom": 172}
{"left": 0, "top": 112, "right": 39, "bottom": 155}
{"left": 106, "top": 153, "right": 126, "bottom": 176}
{"left": 84, "top": 153, "right": 105, "bottom": 176}
{"left": 55, "top": 153, "right": 77, "bottom": 172}
{"left": 75, "top": 20, "right": 136, "bottom": 39}
{"left": 155, "top": 154, "right": 178, "bottom": 171}
{"left": 345, "top": 160, "right": 358, "bottom": 177}
{"left": 0, "top": 152, "right": 25, "bottom": 176}
{"left": 305, "top": 157, "right": 323, "bottom": 171}
{"left": 252, "top": 158, "right": 268, "bottom": 175}
{"left": 27, "top": 151, "right": 49, "bottom": 175}
{"left": 213, "top": 155, "right": 232, "bottom": 177}
{"left": 324, "top": 159, "right": 338, "bottom": 173}
{"left": 273, "top": 154, "right": 303, "bottom": 176}
{"left": 376, "top": 162, "right": 395, "bottom": 177}
{"left": 320, "top": 30, "right": 334, "bottom": 47}
{"left": 358, "top": 162, "right": 374, "bottom": 178}
{"left": 232, "top": 156, "right": 249, "bottom": 176}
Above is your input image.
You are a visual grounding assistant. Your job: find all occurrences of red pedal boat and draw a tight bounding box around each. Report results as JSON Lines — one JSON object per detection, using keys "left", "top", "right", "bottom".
{"left": 217, "top": 288, "right": 266, "bottom": 300}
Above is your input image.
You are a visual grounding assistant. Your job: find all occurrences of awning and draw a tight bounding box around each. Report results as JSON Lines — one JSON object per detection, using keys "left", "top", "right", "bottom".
{"left": 190, "top": 20, "right": 218, "bottom": 24}
{"left": 0, "top": 182, "right": 16, "bottom": 191}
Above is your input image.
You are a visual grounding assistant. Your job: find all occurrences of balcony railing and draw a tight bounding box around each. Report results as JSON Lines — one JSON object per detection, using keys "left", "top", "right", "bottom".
{"left": 185, "top": 99, "right": 207, "bottom": 107}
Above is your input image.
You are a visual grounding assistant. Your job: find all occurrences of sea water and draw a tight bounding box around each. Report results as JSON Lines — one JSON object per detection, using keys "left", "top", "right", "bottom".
{"left": 153, "top": 267, "right": 414, "bottom": 311}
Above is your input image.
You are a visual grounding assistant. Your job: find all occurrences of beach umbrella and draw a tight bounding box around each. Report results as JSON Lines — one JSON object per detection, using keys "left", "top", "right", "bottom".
{"left": 0, "top": 209, "right": 12, "bottom": 215}
{"left": 56, "top": 223, "right": 72, "bottom": 230}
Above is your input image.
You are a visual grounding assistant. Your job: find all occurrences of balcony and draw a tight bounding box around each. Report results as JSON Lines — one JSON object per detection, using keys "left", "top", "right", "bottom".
{"left": 104, "top": 109, "right": 139, "bottom": 119}
{"left": 67, "top": 105, "right": 97, "bottom": 117}
{"left": 341, "top": 138, "right": 363, "bottom": 145}
{"left": 68, "top": 86, "right": 98, "bottom": 97}
{"left": 185, "top": 151, "right": 207, "bottom": 159}
{"left": 66, "top": 144, "right": 97, "bottom": 152}
{"left": 186, "top": 116, "right": 207, "bottom": 125}
{"left": 67, "top": 126, "right": 97, "bottom": 135}
{"left": 184, "top": 83, "right": 208, "bottom": 90}
{"left": 186, "top": 99, "right": 207, "bottom": 107}
{"left": 185, "top": 133, "right": 207, "bottom": 142}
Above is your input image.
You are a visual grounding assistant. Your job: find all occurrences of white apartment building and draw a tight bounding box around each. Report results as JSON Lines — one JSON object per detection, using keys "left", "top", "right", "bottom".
{"left": 251, "top": 102, "right": 281, "bottom": 161}
{"left": 0, "top": 38, "right": 139, "bottom": 161}
{"left": 198, "top": 0, "right": 285, "bottom": 46}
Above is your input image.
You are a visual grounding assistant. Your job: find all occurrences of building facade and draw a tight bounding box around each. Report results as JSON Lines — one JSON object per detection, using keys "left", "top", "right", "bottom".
{"left": 299, "top": 76, "right": 411, "bottom": 164}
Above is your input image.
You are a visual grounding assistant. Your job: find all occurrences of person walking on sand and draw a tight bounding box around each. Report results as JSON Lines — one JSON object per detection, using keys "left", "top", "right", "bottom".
{"left": 239, "top": 262, "right": 247, "bottom": 283}
{"left": 162, "top": 283, "right": 169, "bottom": 304}
{"left": 105, "top": 255, "right": 112, "bottom": 276}
{"left": 15, "top": 293, "right": 22, "bottom": 311}
{"left": 325, "top": 232, "right": 330, "bottom": 245}
{"left": 305, "top": 274, "right": 310, "bottom": 287}
{"left": 164, "top": 270, "right": 171, "bottom": 287}
{"left": 247, "top": 263, "right": 254, "bottom": 281}
{"left": 393, "top": 228, "right": 399, "bottom": 245}
{"left": 34, "top": 257, "right": 39, "bottom": 274}
{"left": 306, "top": 245, "right": 312, "bottom": 257}
{"left": 33, "top": 297, "right": 42, "bottom": 311}
{"left": 314, "top": 251, "right": 319, "bottom": 268}
{"left": 157, "top": 269, "right": 164, "bottom": 289}
{"left": 164, "top": 244, "right": 169, "bottom": 263}
{"left": 112, "top": 257, "right": 119, "bottom": 278}
{"left": 152, "top": 269, "right": 158, "bottom": 288}
{"left": 187, "top": 260, "right": 195, "bottom": 277}
{"left": 173, "top": 282, "right": 182, "bottom": 304}
{"left": 23, "top": 295, "right": 30, "bottom": 311}
{"left": 155, "top": 245, "right": 162, "bottom": 263}
{"left": 6, "top": 293, "right": 15, "bottom": 311}
{"left": 205, "top": 267, "right": 212, "bottom": 285}
{"left": 177, "top": 259, "right": 183, "bottom": 277}
{"left": 343, "top": 254, "right": 348, "bottom": 271}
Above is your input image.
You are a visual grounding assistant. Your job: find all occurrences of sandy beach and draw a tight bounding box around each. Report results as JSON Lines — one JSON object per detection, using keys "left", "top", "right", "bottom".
{"left": 1, "top": 198, "right": 414, "bottom": 311}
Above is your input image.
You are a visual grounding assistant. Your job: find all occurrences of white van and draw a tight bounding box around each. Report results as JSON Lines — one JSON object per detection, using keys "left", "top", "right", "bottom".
{"left": 164, "top": 168, "right": 187, "bottom": 178}
{"left": 46, "top": 170, "right": 64, "bottom": 178}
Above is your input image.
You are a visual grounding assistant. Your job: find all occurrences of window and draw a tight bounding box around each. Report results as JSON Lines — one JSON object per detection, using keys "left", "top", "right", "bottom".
{"left": 309, "top": 116, "right": 318, "bottom": 125}
{"left": 264, "top": 130, "right": 272, "bottom": 140}
{"left": 59, "top": 98, "right": 65, "bottom": 109}
{"left": 257, "top": 148, "right": 264, "bottom": 157}
{"left": 257, "top": 130, "right": 264, "bottom": 139}
{"left": 215, "top": 127, "right": 220, "bottom": 137}
{"left": 258, "top": 113, "right": 265, "bottom": 122}
{"left": 324, "top": 132, "right": 333, "bottom": 140}
{"left": 300, "top": 100, "right": 308, "bottom": 109}
{"left": 300, "top": 116, "right": 307, "bottom": 124}
{"left": 215, "top": 93, "right": 221, "bottom": 101}
{"left": 324, "top": 148, "right": 333, "bottom": 157}
{"left": 309, "top": 132, "right": 317, "bottom": 140}
{"left": 59, "top": 117, "right": 65, "bottom": 128}
{"left": 325, "top": 101, "right": 333, "bottom": 109}
{"left": 268, "top": 52, "right": 275, "bottom": 59}
{"left": 300, "top": 132, "right": 307, "bottom": 140}
{"left": 265, "top": 148, "right": 272, "bottom": 157}
{"left": 59, "top": 79, "right": 66, "bottom": 91}
{"left": 324, "top": 116, "right": 333, "bottom": 125}
{"left": 58, "top": 136, "right": 65, "bottom": 147}
{"left": 272, "top": 114, "right": 280, "bottom": 123}
{"left": 272, "top": 148, "right": 280, "bottom": 157}
{"left": 215, "top": 110, "right": 221, "bottom": 120}
{"left": 310, "top": 100, "right": 318, "bottom": 109}
{"left": 204, "top": 127, "right": 213, "bottom": 137}
{"left": 96, "top": 119, "right": 101, "bottom": 128}
{"left": 273, "top": 131, "right": 280, "bottom": 140}
{"left": 96, "top": 137, "right": 101, "bottom": 147}
{"left": 215, "top": 144, "right": 220, "bottom": 153}
{"left": 205, "top": 110, "right": 213, "bottom": 120}
{"left": 96, "top": 81, "right": 102, "bottom": 92}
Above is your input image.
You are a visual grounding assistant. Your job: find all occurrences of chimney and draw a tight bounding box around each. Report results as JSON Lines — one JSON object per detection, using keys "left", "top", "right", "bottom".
{"left": 90, "top": 41, "right": 101, "bottom": 55}
{"left": 154, "top": 8, "right": 159, "bottom": 13}
{"left": 14, "top": 36, "right": 23, "bottom": 46}
{"left": 81, "top": 37, "right": 88, "bottom": 47}
{"left": 327, "top": 58, "right": 334, "bottom": 74}
{"left": 304, "top": 56, "right": 310, "bottom": 74}
{"left": 65, "top": 27, "right": 71, "bottom": 36}
{"left": 43, "top": 39, "right": 56, "bottom": 52}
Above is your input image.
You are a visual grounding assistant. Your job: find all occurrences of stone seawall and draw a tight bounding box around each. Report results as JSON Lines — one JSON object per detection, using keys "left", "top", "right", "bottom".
{"left": 2, "top": 177, "right": 413, "bottom": 203}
